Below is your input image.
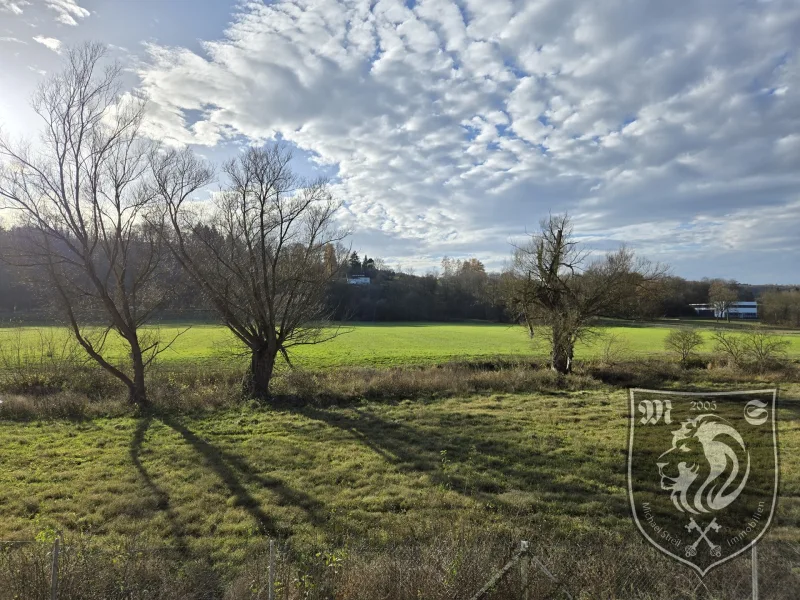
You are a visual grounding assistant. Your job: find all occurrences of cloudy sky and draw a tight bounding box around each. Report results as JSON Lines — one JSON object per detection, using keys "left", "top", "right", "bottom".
{"left": 1, "top": 0, "right": 798, "bottom": 283}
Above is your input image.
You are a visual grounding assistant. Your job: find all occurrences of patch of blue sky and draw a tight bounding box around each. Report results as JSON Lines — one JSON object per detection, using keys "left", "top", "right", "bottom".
{"left": 180, "top": 108, "right": 207, "bottom": 126}
{"left": 186, "top": 134, "right": 340, "bottom": 189}
{"left": 505, "top": 60, "right": 527, "bottom": 79}
{"left": 462, "top": 123, "right": 480, "bottom": 141}
{"left": 101, "top": 1, "right": 238, "bottom": 56}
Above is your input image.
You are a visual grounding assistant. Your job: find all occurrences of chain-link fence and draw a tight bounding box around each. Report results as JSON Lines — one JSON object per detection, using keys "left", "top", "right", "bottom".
{"left": 1, "top": 531, "right": 798, "bottom": 600}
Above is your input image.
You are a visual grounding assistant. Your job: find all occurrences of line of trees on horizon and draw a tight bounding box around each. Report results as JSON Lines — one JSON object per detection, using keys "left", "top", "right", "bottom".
{"left": 5, "top": 230, "right": 795, "bottom": 326}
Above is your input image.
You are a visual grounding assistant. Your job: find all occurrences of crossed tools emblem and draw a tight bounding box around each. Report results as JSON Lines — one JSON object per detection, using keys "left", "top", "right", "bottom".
{"left": 684, "top": 517, "right": 722, "bottom": 558}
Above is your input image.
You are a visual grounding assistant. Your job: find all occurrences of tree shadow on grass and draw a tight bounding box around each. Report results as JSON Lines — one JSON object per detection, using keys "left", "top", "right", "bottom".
{"left": 289, "top": 405, "right": 629, "bottom": 520}
{"left": 158, "top": 414, "right": 328, "bottom": 538}
{"left": 129, "top": 416, "right": 189, "bottom": 556}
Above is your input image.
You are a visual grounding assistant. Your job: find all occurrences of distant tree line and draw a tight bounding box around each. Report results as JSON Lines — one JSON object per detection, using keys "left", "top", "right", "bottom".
{"left": 329, "top": 254, "right": 509, "bottom": 322}
{"left": 760, "top": 289, "right": 800, "bottom": 327}
{"left": 2, "top": 226, "right": 799, "bottom": 326}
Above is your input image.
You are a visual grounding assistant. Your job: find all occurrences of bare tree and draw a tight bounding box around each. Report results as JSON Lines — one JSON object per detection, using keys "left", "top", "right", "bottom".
{"left": 152, "top": 145, "right": 348, "bottom": 399}
{"left": 509, "top": 214, "right": 666, "bottom": 374}
{"left": 708, "top": 280, "right": 738, "bottom": 322}
{"left": 0, "top": 43, "right": 176, "bottom": 406}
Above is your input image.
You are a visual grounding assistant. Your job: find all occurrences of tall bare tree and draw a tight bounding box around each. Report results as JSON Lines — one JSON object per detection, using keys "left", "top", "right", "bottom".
{"left": 708, "top": 279, "right": 738, "bottom": 322}
{"left": 0, "top": 43, "right": 176, "bottom": 407}
{"left": 152, "top": 145, "right": 348, "bottom": 398}
{"left": 510, "top": 214, "right": 666, "bottom": 374}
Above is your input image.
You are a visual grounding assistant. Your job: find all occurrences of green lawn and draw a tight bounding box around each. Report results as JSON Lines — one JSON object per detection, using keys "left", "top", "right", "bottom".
{"left": 1, "top": 389, "right": 798, "bottom": 569}
{"left": 2, "top": 321, "right": 799, "bottom": 371}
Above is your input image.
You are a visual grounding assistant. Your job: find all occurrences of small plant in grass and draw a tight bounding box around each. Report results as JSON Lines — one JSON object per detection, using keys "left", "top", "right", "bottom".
{"left": 440, "top": 449, "right": 453, "bottom": 490}
{"left": 598, "top": 332, "right": 629, "bottom": 365}
{"left": 664, "top": 329, "right": 704, "bottom": 367}
{"left": 321, "top": 548, "right": 347, "bottom": 575}
{"left": 463, "top": 444, "right": 479, "bottom": 495}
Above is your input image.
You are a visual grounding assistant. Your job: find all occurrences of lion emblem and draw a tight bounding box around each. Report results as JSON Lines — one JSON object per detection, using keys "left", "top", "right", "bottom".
{"left": 656, "top": 414, "right": 750, "bottom": 514}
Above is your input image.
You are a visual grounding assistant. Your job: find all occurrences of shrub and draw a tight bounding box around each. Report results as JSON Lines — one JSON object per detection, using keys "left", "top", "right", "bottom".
{"left": 596, "top": 332, "right": 629, "bottom": 365}
{"left": 663, "top": 329, "right": 704, "bottom": 366}
{"left": 711, "top": 327, "right": 790, "bottom": 374}
{"left": 711, "top": 329, "right": 747, "bottom": 369}
{"left": 741, "top": 327, "right": 790, "bottom": 373}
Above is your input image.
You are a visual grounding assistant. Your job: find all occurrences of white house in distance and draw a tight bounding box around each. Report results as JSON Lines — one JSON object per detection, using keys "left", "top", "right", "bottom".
{"left": 689, "top": 301, "right": 758, "bottom": 319}
{"left": 347, "top": 275, "right": 371, "bottom": 285}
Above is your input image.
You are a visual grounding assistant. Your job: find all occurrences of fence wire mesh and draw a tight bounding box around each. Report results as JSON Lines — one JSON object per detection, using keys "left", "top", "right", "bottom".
{"left": 1, "top": 531, "right": 798, "bottom": 600}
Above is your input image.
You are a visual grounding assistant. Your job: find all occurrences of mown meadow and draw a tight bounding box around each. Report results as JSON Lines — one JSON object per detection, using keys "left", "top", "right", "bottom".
{"left": 1, "top": 320, "right": 799, "bottom": 598}
{"left": 3, "top": 320, "right": 800, "bottom": 371}
{"left": 1, "top": 389, "right": 799, "bottom": 592}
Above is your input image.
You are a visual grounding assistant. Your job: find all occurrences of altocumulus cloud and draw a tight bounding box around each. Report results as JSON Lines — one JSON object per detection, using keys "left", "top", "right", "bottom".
{"left": 32, "top": 35, "right": 62, "bottom": 53}
{"left": 45, "top": 0, "right": 89, "bottom": 26}
{"left": 136, "top": 0, "right": 800, "bottom": 281}
{"left": 0, "top": 0, "right": 88, "bottom": 24}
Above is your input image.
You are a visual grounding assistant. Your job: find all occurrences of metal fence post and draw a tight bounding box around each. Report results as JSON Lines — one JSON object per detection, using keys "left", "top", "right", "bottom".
{"left": 520, "top": 541, "right": 530, "bottom": 600}
{"left": 50, "top": 537, "right": 60, "bottom": 600}
{"left": 751, "top": 544, "right": 758, "bottom": 600}
{"left": 468, "top": 542, "right": 529, "bottom": 600}
{"left": 268, "top": 539, "right": 275, "bottom": 600}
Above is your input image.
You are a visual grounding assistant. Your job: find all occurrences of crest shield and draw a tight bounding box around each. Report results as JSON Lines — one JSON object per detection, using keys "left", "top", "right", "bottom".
{"left": 628, "top": 388, "right": 778, "bottom": 576}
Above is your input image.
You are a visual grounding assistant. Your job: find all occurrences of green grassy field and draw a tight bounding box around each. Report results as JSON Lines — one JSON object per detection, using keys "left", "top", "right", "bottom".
{"left": 1, "top": 388, "right": 798, "bottom": 568}
{"left": 2, "top": 320, "right": 800, "bottom": 371}
{"left": 1, "top": 320, "right": 799, "bottom": 599}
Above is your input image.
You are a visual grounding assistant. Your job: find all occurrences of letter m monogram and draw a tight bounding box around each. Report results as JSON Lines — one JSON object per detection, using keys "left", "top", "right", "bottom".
{"left": 638, "top": 399, "right": 672, "bottom": 425}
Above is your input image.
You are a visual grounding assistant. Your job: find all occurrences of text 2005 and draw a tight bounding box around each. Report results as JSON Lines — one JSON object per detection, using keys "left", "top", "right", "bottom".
{"left": 690, "top": 400, "right": 717, "bottom": 411}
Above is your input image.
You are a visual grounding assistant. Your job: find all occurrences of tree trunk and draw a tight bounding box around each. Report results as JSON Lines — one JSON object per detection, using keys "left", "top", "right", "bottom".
{"left": 244, "top": 347, "right": 277, "bottom": 400}
{"left": 550, "top": 338, "right": 573, "bottom": 374}
{"left": 526, "top": 319, "right": 535, "bottom": 339}
{"left": 129, "top": 344, "right": 149, "bottom": 407}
